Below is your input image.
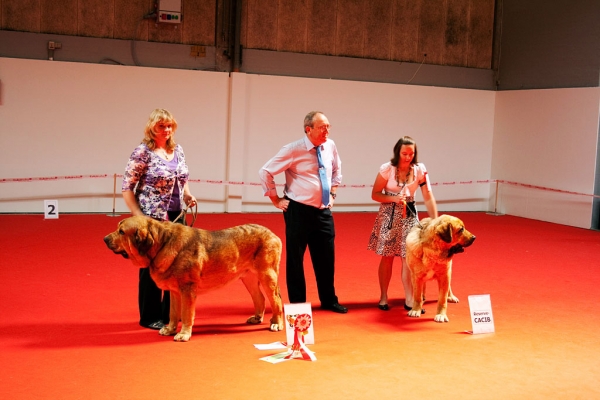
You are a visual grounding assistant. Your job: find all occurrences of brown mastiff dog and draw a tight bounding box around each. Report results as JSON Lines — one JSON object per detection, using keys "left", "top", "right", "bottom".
{"left": 405, "top": 214, "right": 476, "bottom": 323}
{"left": 104, "top": 215, "right": 284, "bottom": 342}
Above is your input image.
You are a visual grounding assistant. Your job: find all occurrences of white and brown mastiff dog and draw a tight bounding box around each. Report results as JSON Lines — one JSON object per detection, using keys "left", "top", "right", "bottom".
{"left": 406, "top": 214, "right": 476, "bottom": 322}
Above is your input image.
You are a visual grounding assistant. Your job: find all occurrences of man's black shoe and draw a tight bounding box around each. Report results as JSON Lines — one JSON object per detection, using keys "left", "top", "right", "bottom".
{"left": 140, "top": 321, "right": 165, "bottom": 330}
{"left": 321, "top": 303, "right": 348, "bottom": 314}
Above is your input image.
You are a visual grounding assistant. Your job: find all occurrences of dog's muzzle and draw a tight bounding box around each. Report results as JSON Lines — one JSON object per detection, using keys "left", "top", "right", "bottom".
{"left": 448, "top": 235, "right": 476, "bottom": 256}
{"left": 103, "top": 236, "right": 129, "bottom": 259}
{"left": 466, "top": 235, "right": 476, "bottom": 246}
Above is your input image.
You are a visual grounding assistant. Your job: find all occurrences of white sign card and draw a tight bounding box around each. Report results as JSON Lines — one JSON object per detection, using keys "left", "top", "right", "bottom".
{"left": 468, "top": 294, "right": 495, "bottom": 334}
{"left": 44, "top": 200, "right": 59, "bottom": 219}
{"left": 283, "top": 302, "right": 314, "bottom": 345}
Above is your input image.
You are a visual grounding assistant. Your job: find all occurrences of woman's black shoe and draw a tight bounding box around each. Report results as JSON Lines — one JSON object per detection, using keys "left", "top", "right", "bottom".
{"left": 378, "top": 303, "right": 390, "bottom": 311}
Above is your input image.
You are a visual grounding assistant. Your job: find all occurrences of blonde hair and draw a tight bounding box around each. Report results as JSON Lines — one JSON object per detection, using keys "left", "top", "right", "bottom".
{"left": 142, "top": 109, "right": 178, "bottom": 151}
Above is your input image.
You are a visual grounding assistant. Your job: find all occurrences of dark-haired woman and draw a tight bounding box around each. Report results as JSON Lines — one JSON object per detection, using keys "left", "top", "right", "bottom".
{"left": 367, "top": 136, "right": 437, "bottom": 312}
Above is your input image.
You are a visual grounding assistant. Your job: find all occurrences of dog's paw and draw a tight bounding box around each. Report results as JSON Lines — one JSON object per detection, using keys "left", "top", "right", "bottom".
{"left": 159, "top": 326, "right": 177, "bottom": 336}
{"left": 173, "top": 332, "right": 192, "bottom": 342}
{"left": 434, "top": 314, "right": 449, "bottom": 323}
{"left": 269, "top": 322, "right": 283, "bottom": 332}
{"left": 246, "top": 315, "right": 263, "bottom": 325}
{"left": 447, "top": 294, "right": 460, "bottom": 303}
{"left": 407, "top": 309, "right": 422, "bottom": 318}
{"left": 269, "top": 316, "right": 284, "bottom": 331}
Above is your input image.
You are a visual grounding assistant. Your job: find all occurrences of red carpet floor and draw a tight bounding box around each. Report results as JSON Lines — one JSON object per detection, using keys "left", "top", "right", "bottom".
{"left": 1, "top": 212, "right": 599, "bottom": 399}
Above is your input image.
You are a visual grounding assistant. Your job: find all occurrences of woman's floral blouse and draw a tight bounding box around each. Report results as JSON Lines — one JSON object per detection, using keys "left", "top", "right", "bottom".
{"left": 122, "top": 143, "right": 190, "bottom": 221}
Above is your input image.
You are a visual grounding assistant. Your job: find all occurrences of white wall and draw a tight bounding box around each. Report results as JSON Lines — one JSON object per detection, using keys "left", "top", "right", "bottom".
{"left": 0, "top": 58, "right": 231, "bottom": 213}
{"left": 492, "top": 88, "right": 600, "bottom": 228}
{"left": 1, "top": 57, "right": 598, "bottom": 228}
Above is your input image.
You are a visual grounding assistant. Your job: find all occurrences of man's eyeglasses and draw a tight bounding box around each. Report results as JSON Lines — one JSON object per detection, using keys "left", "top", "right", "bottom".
{"left": 312, "top": 124, "right": 331, "bottom": 133}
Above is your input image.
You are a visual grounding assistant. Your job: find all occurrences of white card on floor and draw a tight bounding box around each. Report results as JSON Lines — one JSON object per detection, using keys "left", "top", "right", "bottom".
{"left": 44, "top": 200, "right": 59, "bottom": 219}
{"left": 284, "top": 302, "right": 314, "bottom": 345}
{"left": 468, "top": 294, "right": 495, "bottom": 334}
{"left": 253, "top": 342, "right": 287, "bottom": 350}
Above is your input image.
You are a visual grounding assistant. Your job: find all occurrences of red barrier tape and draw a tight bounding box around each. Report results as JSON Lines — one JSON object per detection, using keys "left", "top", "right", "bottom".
{"left": 1, "top": 174, "right": 112, "bottom": 183}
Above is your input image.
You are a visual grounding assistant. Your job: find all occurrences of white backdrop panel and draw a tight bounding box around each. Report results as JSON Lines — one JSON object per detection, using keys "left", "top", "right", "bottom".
{"left": 238, "top": 73, "right": 495, "bottom": 212}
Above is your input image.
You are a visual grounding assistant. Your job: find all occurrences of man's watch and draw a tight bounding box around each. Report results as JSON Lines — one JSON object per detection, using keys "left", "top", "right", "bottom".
{"left": 331, "top": 192, "right": 337, "bottom": 199}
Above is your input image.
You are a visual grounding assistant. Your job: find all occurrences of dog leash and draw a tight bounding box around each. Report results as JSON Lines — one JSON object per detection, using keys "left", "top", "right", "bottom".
{"left": 172, "top": 202, "right": 198, "bottom": 227}
{"left": 387, "top": 200, "right": 422, "bottom": 230}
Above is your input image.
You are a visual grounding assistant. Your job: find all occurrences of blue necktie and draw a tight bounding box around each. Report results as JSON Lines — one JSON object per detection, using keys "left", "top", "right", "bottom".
{"left": 315, "top": 146, "right": 330, "bottom": 206}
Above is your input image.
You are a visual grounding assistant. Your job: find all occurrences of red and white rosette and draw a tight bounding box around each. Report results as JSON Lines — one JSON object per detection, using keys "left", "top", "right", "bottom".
{"left": 284, "top": 313, "right": 316, "bottom": 361}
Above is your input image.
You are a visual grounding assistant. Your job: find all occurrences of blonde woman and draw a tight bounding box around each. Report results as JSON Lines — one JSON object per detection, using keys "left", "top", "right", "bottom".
{"left": 122, "top": 109, "right": 197, "bottom": 329}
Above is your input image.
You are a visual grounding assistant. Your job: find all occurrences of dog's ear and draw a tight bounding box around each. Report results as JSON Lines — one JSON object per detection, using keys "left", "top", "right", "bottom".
{"left": 135, "top": 227, "right": 154, "bottom": 256}
{"left": 435, "top": 221, "right": 453, "bottom": 243}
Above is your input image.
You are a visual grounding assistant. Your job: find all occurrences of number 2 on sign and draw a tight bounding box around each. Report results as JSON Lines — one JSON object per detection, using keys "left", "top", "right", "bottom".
{"left": 44, "top": 200, "right": 59, "bottom": 219}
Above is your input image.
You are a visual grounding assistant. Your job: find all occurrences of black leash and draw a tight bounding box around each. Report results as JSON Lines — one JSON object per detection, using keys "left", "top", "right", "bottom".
{"left": 387, "top": 201, "right": 422, "bottom": 230}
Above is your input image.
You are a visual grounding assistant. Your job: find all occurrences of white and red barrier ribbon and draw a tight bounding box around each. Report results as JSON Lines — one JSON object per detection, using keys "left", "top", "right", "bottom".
{"left": 1, "top": 175, "right": 598, "bottom": 199}
{"left": 0, "top": 174, "right": 111, "bottom": 183}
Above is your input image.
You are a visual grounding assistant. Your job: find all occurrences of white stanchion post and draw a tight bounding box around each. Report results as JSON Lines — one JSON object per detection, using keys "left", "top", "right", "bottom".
{"left": 108, "top": 173, "right": 121, "bottom": 217}
{"left": 487, "top": 180, "right": 504, "bottom": 216}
